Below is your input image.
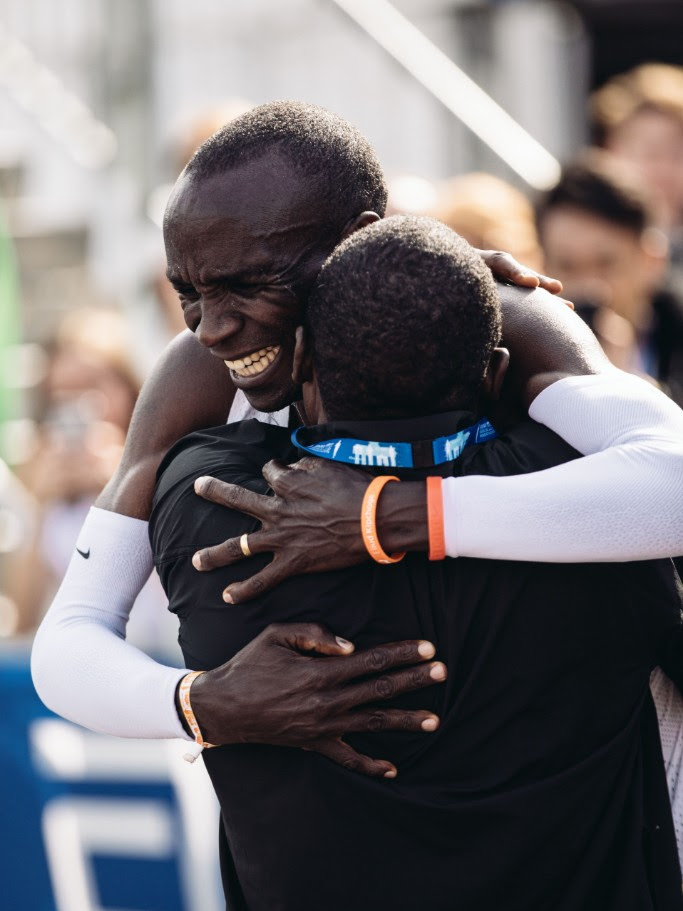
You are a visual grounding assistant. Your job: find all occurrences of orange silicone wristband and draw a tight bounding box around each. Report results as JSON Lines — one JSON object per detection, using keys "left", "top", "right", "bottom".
{"left": 361, "top": 476, "right": 406, "bottom": 565}
{"left": 178, "top": 671, "right": 217, "bottom": 749}
{"left": 427, "top": 476, "right": 446, "bottom": 561}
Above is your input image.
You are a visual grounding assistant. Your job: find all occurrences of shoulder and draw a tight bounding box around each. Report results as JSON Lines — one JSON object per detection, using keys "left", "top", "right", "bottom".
{"left": 155, "top": 420, "right": 295, "bottom": 500}
{"left": 97, "top": 331, "right": 236, "bottom": 518}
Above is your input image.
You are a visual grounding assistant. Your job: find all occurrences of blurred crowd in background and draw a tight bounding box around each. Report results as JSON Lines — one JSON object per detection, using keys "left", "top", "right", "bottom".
{"left": 0, "top": 0, "right": 682, "bottom": 657}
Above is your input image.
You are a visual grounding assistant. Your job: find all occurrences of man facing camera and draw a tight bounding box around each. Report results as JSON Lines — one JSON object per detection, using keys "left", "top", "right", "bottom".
{"left": 150, "top": 217, "right": 682, "bottom": 911}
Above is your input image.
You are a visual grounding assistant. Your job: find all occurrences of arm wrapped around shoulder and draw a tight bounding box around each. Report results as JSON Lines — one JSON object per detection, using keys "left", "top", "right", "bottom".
{"left": 443, "top": 371, "right": 683, "bottom": 562}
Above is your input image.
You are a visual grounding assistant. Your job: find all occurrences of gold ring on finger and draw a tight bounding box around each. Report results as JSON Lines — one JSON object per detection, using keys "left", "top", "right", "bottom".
{"left": 240, "top": 533, "right": 252, "bottom": 558}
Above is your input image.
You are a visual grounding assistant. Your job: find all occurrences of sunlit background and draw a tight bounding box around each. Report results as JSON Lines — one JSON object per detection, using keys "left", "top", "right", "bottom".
{"left": 1, "top": 1, "right": 682, "bottom": 908}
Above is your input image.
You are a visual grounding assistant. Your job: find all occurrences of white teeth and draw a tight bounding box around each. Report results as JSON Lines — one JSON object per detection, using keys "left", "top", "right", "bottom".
{"left": 224, "top": 345, "right": 280, "bottom": 377}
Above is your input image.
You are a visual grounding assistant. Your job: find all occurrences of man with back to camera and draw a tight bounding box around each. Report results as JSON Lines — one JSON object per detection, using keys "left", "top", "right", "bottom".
{"left": 149, "top": 215, "right": 683, "bottom": 910}
{"left": 32, "top": 103, "right": 683, "bottom": 779}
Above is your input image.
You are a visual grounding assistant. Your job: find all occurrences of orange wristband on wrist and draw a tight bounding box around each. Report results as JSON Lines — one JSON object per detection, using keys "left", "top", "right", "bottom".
{"left": 361, "top": 476, "right": 406, "bottom": 565}
{"left": 427, "top": 476, "right": 446, "bottom": 561}
{"left": 178, "top": 671, "right": 217, "bottom": 750}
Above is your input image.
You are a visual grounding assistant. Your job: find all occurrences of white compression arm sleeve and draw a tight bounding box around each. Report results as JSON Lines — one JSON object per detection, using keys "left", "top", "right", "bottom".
{"left": 31, "top": 506, "right": 191, "bottom": 740}
{"left": 444, "top": 371, "right": 683, "bottom": 561}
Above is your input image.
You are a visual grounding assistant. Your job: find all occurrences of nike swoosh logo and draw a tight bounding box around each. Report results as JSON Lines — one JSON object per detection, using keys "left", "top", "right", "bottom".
{"left": 76, "top": 547, "right": 90, "bottom": 559}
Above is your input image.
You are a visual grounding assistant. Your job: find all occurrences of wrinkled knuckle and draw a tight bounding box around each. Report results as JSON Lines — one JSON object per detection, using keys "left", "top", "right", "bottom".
{"left": 372, "top": 676, "right": 395, "bottom": 700}
{"left": 249, "top": 576, "right": 266, "bottom": 595}
{"left": 411, "top": 668, "right": 429, "bottom": 688}
{"left": 366, "top": 712, "right": 386, "bottom": 732}
{"left": 231, "top": 486, "right": 249, "bottom": 507}
{"left": 364, "top": 648, "right": 388, "bottom": 673}
{"left": 227, "top": 539, "right": 243, "bottom": 559}
{"left": 399, "top": 642, "right": 419, "bottom": 664}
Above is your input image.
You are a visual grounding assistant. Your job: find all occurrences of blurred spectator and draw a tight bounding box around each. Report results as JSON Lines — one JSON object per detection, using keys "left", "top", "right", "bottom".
{"left": 590, "top": 64, "right": 683, "bottom": 256}
{"left": 429, "top": 172, "right": 544, "bottom": 272}
{"left": 7, "top": 309, "right": 175, "bottom": 652}
{"left": 537, "top": 150, "right": 683, "bottom": 405}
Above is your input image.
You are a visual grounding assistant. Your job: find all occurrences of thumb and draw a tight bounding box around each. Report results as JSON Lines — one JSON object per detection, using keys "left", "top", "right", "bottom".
{"left": 262, "top": 458, "right": 297, "bottom": 492}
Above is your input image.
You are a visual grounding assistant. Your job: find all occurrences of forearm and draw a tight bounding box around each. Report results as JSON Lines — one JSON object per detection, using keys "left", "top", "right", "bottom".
{"left": 444, "top": 372, "right": 683, "bottom": 561}
{"left": 379, "top": 371, "right": 683, "bottom": 562}
{"left": 31, "top": 507, "right": 190, "bottom": 739}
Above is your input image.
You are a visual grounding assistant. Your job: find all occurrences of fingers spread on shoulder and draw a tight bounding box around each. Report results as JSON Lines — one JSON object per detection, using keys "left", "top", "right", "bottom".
{"left": 194, "top": 476, "right": 274, "bottom": 520}
{"left": 534, "top": 272, "right": 563, "bottom": 294}
{"left": 221, "top": 557, "right": 290, "bottom": 603}
{"left": 478, "top": 250, "right": 540, "bottom": 287}
{"left": 193, "top": 530, "right": 270, "bottom": 572}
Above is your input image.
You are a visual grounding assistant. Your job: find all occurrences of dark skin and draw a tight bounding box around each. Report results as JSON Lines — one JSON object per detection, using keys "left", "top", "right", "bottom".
{"left": 191, "top": 284, "right": 610, "bottom": 603}
{"left": 95, "top": 151, "right": 563, "bottom": 776}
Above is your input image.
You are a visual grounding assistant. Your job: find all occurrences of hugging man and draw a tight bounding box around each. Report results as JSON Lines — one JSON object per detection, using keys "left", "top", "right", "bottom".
{"left": 150, "top": 216, "right": 682, "bottom": 910}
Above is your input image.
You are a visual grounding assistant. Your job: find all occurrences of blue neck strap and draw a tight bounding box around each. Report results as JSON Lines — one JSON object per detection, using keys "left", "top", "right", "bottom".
{"left": 291, "top": 417, "right": 497, "bottom": 469}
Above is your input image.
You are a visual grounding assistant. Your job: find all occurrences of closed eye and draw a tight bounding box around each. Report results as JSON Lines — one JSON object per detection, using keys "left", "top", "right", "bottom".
{"left": 173, "top": 284, "right": 200, "bottom": 303}
{"left": 226, "top": 278, "right": 297, "bottom": 300}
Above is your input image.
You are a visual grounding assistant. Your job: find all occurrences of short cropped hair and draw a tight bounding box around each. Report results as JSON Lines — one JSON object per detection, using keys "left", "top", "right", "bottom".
{"left": 185, "top": 101, "right": 387, "bottom": 235}
{"left": 308, "top": 216, "right": 501, "bottom": 420}
{"left": 537, "top": 150, "right": 654, "bottom": 236}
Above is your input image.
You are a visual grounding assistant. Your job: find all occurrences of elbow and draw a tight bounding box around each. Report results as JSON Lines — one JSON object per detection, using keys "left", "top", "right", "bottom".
{"left": 30, "top": 624, "right": 57, "bottom": 712}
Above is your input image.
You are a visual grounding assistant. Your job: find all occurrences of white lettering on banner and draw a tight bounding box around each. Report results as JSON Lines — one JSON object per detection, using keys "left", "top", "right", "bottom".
{"left": 444, "top": 432, "right": 469, "bottom": 461}
{"left": 352, "top": 441, "right": 397, "bottom": 466}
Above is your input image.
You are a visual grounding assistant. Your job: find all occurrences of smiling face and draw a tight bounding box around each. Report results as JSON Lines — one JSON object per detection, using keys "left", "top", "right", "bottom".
{"left": 164, "top": 151, "right": 337, "bottom": 412}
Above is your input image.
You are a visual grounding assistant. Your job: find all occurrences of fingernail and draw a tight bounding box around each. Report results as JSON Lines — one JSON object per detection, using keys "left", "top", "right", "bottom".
{"left": 383, "top": 768, "right": 397, "bottom": 779}
{"left": 421, "top": 716, "right": 439, "bottom": 732}
{"left": 418, "top": 640, "right": 435, "bottom": 659}
{"left": 335, "top": 636, "right": 353, "bottom": 651}
{"left": 192, "top": 552, "right": 202, "bottom": 570}
{"left": 430, "top": 662, "right": 447, "bottom": 681}
{"left": 194, "top": 476, "right": 209, "bottom": 493}
{"left": 223, "top": 591, "right": 234, "bottom": 604}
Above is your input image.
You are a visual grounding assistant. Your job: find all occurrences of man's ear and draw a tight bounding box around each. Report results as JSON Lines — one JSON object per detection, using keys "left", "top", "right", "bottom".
{"left": 292, "top": 325, "right": 314, "bottom": 385}
{"left": 480, "top": 347, "right": 510, "bottom": 402}
{"left": 339, "top": 211, "right": 381, "bottom": 241}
